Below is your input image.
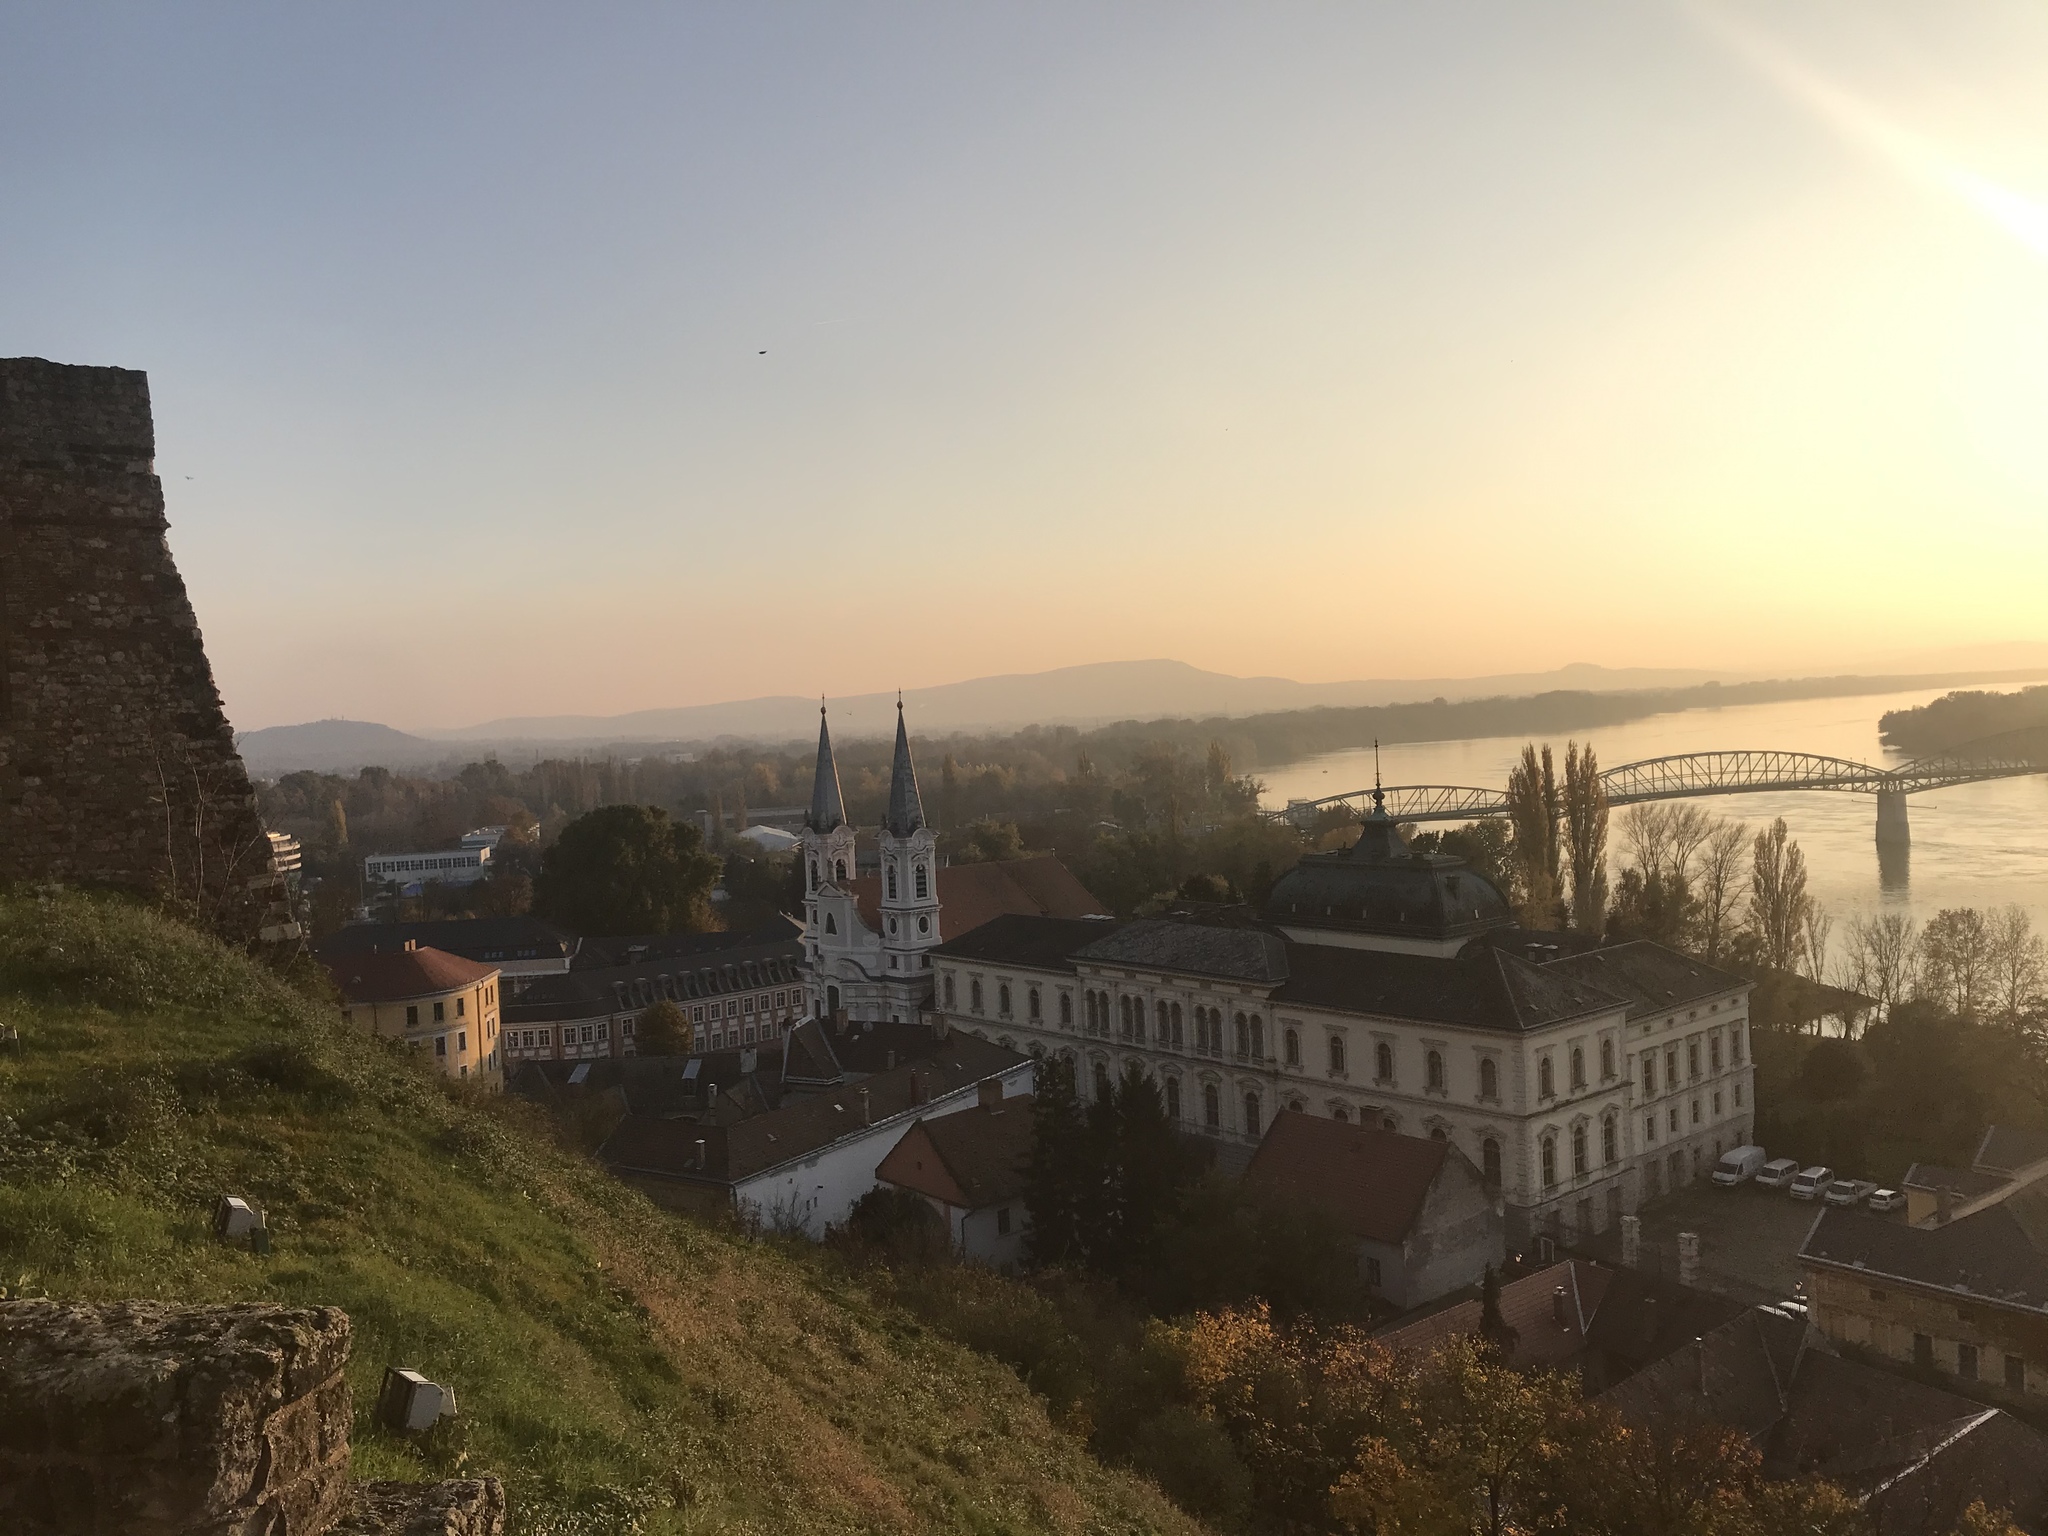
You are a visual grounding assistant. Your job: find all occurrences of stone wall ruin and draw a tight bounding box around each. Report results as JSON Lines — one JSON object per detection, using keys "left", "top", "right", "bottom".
{"left": 0, "top": 356, "right": 293, "bottom": 943}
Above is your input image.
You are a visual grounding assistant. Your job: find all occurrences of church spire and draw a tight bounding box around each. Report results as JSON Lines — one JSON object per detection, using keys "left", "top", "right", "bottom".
{"left": 884, "top": 696, "right": 925, "bottom": 837}
{"left": 806, "top": 702, "right": 847, "bottom": 833}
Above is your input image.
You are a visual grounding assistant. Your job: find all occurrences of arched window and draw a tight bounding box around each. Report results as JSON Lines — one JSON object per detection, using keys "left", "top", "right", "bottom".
{"left": 1204, "top": 1083, "right": 1221, "bottom": 1128}
{"left": 834, "top": 858, "right": 846, "bottom": 882}
{"left": 1426, "top": 1050, "right": 1445, "bottom": 1091}
{"left": 970, "top": 978, "right": 983, "bottom": 1012}
{"left": 1165, "top": 1077, "right": 1182, "bottom": 1120}
{"left": 1600, "top": 1038, "right": 1615, "bottom": 1079}
{"left": 1171, "top": 1002, "right": 1183, "bottom": 1046}
{"left": 1093, "top": 1061, "right": 1111, "bottom": 1101}
{"left": 808, "top": 858, "right": 818, "bottom": 890}
{"left": 943, "top": 974, "right": 956, "bottom": 1009}
{"left": 1539, "top": 1057, "right": 1555, "bottom": 1097}
{"left": 1235, "top": 1013, "right": 1250, "bottom": 1057}
{"left": 1119, "top": 996, "right": 1133, "bottom": 1036}
{"left": 998, "top": 983, "right": 1011, "bottom": 1016}
{"left": 1479, "top": 1057, "right": 1498, "bottom": 1101}
{"left": 1243, "top": 1092, "right": 1262, "bottom": 1137}
{"left": 1572, "top": 1122, "right": 1588, "bottom": 1176}
{"left": 1060, "top": 992, "right": 1073, "bottom": 1026}
{"left": 1429, "top": 1125, "right": 1448, "bottom": 1141}
{"left": 1541, "top": 1135, "right": 1558, "bottom": 1188}
{"left": 1029, "top": 987, "right": 1042, "bottom": 1021}
{"left": 887, "top": 865, "right": 898, "bottom": 900}
{"left": 1284, "top": 1029, "right": 1301, "bottom": 1067}
{"left": 1157, "top": 1001, "right": 1171, "bottom": 1041}
{"left": 1332, "top": 1105, "right": 1350, "bottom": 1122}
{"left": 1250, "top": 1016, "right": 1265, "bottom": 1060}
{"left": 1602, "top": 1113, "right": 1618, "bottom": 1165}
{"left": 915, "top": 863, "right": 928, "bottom": 900}
{"left": 1571, "top": 1047, "right": 1586, "bottom": 1090}
{"left": 1482, "top": 1137, "right": 1502, "bottom": 1186}
{"left": 1376, "top": 1042, "right": 1394, "bottom": 1082}
{"left": 1327, "top": 1035, "right": 1346, "bottom": 1074}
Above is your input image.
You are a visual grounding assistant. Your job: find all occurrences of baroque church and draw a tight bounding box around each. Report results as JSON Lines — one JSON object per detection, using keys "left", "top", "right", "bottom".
{"left": 797, "top": 702, "right": 1107, "bottom": 1027}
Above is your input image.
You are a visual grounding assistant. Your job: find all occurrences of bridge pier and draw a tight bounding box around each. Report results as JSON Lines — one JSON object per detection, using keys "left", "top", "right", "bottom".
{"left": 1876, "top": 787, "right": 1910, "bottom": 849}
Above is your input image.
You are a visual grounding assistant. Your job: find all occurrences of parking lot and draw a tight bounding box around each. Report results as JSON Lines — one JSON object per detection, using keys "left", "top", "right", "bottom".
{"left": 1578, "top": 1179, "right": 1851, "bottom": 1306}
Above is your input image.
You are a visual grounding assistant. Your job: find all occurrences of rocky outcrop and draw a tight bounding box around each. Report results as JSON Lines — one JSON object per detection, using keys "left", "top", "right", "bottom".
{"left": 0, "top": 1300, "right": 504, "bottom": 1536}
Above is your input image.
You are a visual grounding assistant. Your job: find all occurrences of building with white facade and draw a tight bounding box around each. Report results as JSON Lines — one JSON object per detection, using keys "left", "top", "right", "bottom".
{"left": 930, "top": 791, "right": 1754, "bottom": 1246}
{"left": 364, "top": 844, "right": 493, "bottom": 890}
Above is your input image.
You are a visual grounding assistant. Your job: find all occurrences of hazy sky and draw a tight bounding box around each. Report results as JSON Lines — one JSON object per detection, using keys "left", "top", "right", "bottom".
{"left": 5, "top": 3, "right": 2047, "bottom": 730}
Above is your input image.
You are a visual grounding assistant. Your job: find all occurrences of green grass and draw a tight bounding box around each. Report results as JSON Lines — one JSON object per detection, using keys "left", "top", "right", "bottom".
{"left": 0, "top": 892, "right": 1203, "bottom": 1536}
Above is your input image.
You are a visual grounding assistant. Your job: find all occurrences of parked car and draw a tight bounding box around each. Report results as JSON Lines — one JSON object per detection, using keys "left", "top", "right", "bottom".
{"left": 1755, "top": 1158, "right": 1801, "bottom": 1188}
{"left": 1788, "top": 1166, "right": 1835, "bottom": 1200}
{"left": 1867, "top": 1187, "right": 1906, "bottom": 1213}
{"left": 1824, "top": 1178, "right": 1877, "bottom": 1207}
{"left": 1712, "top": 1145, "right": 1768, "bottom": 1186}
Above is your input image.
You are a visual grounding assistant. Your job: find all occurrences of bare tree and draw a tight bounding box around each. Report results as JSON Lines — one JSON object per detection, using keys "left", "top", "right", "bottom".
{"left": 1920, "top": 908, "right": 1994, "bottom": 1018}
{"left": 1841, "top": 911, "right": 1919, "bottom": 1030}
{"left": 1693, "top": 820, "right": 1750, "bottom": 961}
{"left": 1561, "top": 741, "right": 1609, "bottom": 936}
{"left": 1800, "top": 904, "right": 1834, "bottom": 988}
{"left": 1986, "top": 906, "right": 2047, "bottom": 1030}
{"left": 1505, "top": 744, "right": 1562, "bottom": 929}
{"left": 1619, "top": 804, "right": 1674, "bottom": 883}
{"left": 1747, "top": 818, "right": 1811, "bottom": 974}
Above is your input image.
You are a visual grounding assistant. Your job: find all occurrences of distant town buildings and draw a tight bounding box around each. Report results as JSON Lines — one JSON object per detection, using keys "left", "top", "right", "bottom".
{"left": 364, "top": 844, "right": 493, "bottom": 891}
{"left": 324, "top": 941, "right": 504, "bottom": 1088}
{"left": 317, "top": 916, "right": 579, "bottom": 997}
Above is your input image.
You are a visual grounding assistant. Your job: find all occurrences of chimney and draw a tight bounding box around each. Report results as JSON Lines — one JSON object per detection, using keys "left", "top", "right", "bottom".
{"left": 403, "top": 939, "right": 417, "bottom": 952}
{"left": 978, "top": 1079, "right": 1003, "bottom": 1113}
{"left": 1677, "top": 1230, "right": 1700, "bottom": 1289}
{"left": 1620, "top": 1214, "right": 1642, "bottom": 1270}
{"left": 858, "top": 1087, "right": 871, "bottom": 1126}
{"left": 1696, "top": 1336, "right": 1708, "bottom": 1398}
{"left": 1552, "top": 1285, "right": 1568, "bottom": 1328}
{"left": 694, "top": 1138, "right": 706, "bottom": 1171}
{"left": 910, "top": 1069, "right": 928, "bottom": 1107}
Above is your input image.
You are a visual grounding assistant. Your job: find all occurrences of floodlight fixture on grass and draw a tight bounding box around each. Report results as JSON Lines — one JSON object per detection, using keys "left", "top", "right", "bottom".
{"left": 377, "top": 1367, "right": 459, "bottom": 1432}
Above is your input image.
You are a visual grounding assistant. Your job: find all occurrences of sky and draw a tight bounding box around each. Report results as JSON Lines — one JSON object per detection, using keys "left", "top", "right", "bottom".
{"left": 4, "top": 3, "right": 2047, "bottom": 732}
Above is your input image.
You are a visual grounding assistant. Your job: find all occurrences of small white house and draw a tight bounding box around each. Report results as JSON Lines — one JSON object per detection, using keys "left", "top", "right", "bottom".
{"left": 877, "top": 1085, "right": 1035, "bottom": 1268}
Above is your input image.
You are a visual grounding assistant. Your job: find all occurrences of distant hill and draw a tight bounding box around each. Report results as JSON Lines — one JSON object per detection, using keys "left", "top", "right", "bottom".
{"left": 236, "top": 718, "right": 444, "bottom": 776}
{"left": 423, "top": 658, "right": 1734, "bottom": 746}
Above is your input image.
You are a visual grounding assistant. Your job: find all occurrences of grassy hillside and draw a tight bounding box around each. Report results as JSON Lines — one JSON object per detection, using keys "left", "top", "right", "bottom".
{"left": 0, "top": 892, "right": 1202, "bottom": 1536}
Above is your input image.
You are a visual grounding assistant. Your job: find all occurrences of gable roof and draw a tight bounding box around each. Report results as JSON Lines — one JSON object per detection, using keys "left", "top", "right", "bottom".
{"left": 1977, "top": 1125, "right": 2048, "bottom": 1178}
{"left": 1243, "top": 1111, "right": 1453, "bottom": 1244}
{"left": 1600, "top": 1305, "right": 1805, "bottom": 1440}
{"left": 315, "top": 916, "right": 577, "bottom": 966}
{"left": 877, "top": 1094, "right": 1035, "bottom": 1210}
{"left": 850, "top": 855, "right": 1108, "bottom": 938}
{"left": 1376, "top": 1260, "right": 1611, "bottom": 1371}
{"left": 1582, "top": 1265, "right": 1749, "bottom": 1381}
{"left": 1800, "top": 1192, "right": 2048, "bottom": 1313}
{"left": 931, "top": 913, "right": 1119, "bottom": 970}
{"left": 1543, "top": 940, "right": 1751, "bottom": 1019}
{"left": 504, "top": 928, "right": 804, "bottom": 1024}
{"left": 1076, "top": 919, "right": 1289, "bottom": 984}
{"left": 324, "top": 945, "right": 497, "bottom": 1004}
{"left": 1274, "top": 939, "right": 1623, "bottom": 1033}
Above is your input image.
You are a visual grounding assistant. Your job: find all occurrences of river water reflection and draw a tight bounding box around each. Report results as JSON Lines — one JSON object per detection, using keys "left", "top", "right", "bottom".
{"left": 1256, "top": 687, "right": 2048, "bottom": 935}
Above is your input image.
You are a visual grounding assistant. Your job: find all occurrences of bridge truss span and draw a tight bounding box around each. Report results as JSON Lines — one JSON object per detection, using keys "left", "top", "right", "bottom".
{"left": 1596, "top": 750, "right": 1892, "bottom": 805}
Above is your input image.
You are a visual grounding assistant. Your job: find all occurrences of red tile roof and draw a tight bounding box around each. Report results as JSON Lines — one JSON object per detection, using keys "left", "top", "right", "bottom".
{"left": 1377, "top": 1260, "right": 1611, "bottom": 1371}
{"left": 324, "top": 945, "right": 497, "bottom": 1004}
{"left": 1242, "top": 1110, "right": 1451, "bottom": 1245}
{"left": 877, "top": 1094, "right": 1036, "bottom": 1210}
{"left": 850, "top": 855, "right": 1107, "bottom": 938}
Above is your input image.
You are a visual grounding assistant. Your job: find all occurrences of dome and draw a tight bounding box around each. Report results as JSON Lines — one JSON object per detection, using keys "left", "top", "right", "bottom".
{"left": 1262, "top": 794, "right": 1512, "bottom": 947}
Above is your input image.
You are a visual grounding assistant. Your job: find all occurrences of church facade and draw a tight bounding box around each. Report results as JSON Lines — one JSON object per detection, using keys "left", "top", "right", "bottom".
{"left": 928, "top": 793, "right": 1756, "bottom": 1247}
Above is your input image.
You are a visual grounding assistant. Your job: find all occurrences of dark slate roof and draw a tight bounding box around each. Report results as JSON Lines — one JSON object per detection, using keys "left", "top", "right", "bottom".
{"left": 1977, "top": 1125, "right": 2048, "bottom": 1176}
{"left": 1243, "top": 1111, "right": 1453, "bottom": 1244}
{"left": 1275, "top": 940, "right": 1623, "bottom": 1032}
{"left": 1262, "top": 801, "right": 1514, "bottom": 944}
{"left": 1600, "top": 1306, "right": 1804, "bottom": 1441}
{"left": 879, "top": 1094, "right": 1036, "bottom": 1209}
{"left": 600, "top": 1033, "right": 1029, "bottom": 1184}
{"left": 509, "top": 1051, "right": 782, "bottom": 1117}
{"left": 1581, "top": 1268, "right": 1748, "bottom": 1385}
{"left": 853, "top": 857, "right": 1108, "bottom": 937}
{"left": 883, "top": 703, "right": 925, "bottom": 838}
{"left": 505, "top": 927, "right": 803, "bottom": 1024}
{"left": 781, "top": 1018, "right": 845, "bottom": 1086}
{"left": 315, "top": 916, "right": 577, "bottom": 966}
{"left": 807, "top": 707, "right": 848, "bottom": 833}
{"left": 577, "top": 917, "right": 802, "bottom": 968}
{"left": 1075, "top": 919, "right": 1289, "bottom": 983}
{"left": 931, "top": 913, "right": 1122, "bottom": 971}
{"left": 822, "top": 1018, "right": 957, "bottom": 1076}
{"left": 1543, "top": 941, "right": 1751, "bottom": 1019}
{"left": 938, "top": 912, "right": 1625, "bottom": 1033}
{"left": 1800, "top": 1190, "right": 2048, "bottom": 1312}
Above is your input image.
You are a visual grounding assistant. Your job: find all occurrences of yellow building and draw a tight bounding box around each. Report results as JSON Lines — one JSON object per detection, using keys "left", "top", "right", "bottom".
{"left": 326, "top": 940, "right": 505, "bottom": 1089}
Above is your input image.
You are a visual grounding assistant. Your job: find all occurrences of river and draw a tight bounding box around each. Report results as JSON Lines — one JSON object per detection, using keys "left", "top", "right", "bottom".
{"left": 1256, "top": 687, "right": 2048, "bottom": 938}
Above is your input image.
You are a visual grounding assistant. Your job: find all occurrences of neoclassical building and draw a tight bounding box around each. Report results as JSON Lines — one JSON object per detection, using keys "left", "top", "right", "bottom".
{"left": 930, "top": 794, "right": 1755, "bottom": 1245}
{"left": 798, "top": 703, "right": 1106, "bottom": 1026}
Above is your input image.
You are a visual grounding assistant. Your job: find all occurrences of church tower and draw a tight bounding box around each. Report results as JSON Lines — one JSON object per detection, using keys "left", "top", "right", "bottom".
{"left": 800, "top": 705, "right": 860, "bottom": 1021}
{"left": 877, "top": 699, "right": 941, "bottom": 984}
{"left": 801, "top": 704, "right": 856, "bottom": 894}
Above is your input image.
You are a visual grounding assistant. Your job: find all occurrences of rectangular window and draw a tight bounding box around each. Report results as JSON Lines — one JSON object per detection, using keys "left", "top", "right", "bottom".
{"left": 1364, "top": 1256, "right": 1383, "bottom": 1287}
{"left": 1734, "top": 1083, "right": 1744, "bottom": 1107}
{"left": 458, "top": 1031, "right": 467, "bottom": 1052}
{"left": 1688, "top": 1040, "right": 1700, "bottom": 1079}
{"left": 435, "top": 1036, "right": 447, "bottom": 1056}
{"left": 692, "top": 1007, "right": 704, "bottom": 1024}
{"left": 1643, "top": 1054, "right": 1657, "bottom": 1094}
{"left": 1713, "top": 1091, "right": 1722, "bottom": 1116}
{"left": 406, "top": 1005, "right": 419, "bottom": 1028}
{"left": 1710, "top": 1035, "right": 1722, "bottom": 1071}
{"left": 1915, "top": 1333, "right": 1934, "bottom": 1370}
{"left": 1668, "top": 1106, "right": 1679, "bottom": 1134}
{"left": 996, "top": 1207, "right": 1012, "bottom": 1235}
{"left": 456, "top": 996, "right": 466, "bottom": 1017}
{"left": 1691, "top": 1098, "right": 1701, "bottom": 1125}
{"left": 1645, "top": 1115, "right": 1657, "bottom": 1143}
{"left": 433, "top": 1001, "right": 446, "bottom": 1023}
{"left": 1959, "top": 1343, "right": 1979, "bottom": 1381}
{"left": 2008, "top": 1354, "right": 2027, "bottom": 1392}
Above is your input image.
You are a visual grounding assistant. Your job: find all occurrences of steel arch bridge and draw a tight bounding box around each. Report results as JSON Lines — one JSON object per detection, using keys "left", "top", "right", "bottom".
{"left": 1276, "top": 746, "right": 2048, "bottom": 844}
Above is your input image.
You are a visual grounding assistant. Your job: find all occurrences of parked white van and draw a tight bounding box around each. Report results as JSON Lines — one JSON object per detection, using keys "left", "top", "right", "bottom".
{"left": 1755, "top": 1158, "right": 1801, "bottom": 1188}
{"left": 1788, "top": 1166, "right": 1835, "bottom": 1200}
{"left": 1712, "top": 1145, "right": 1768, "bottom": 1186}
